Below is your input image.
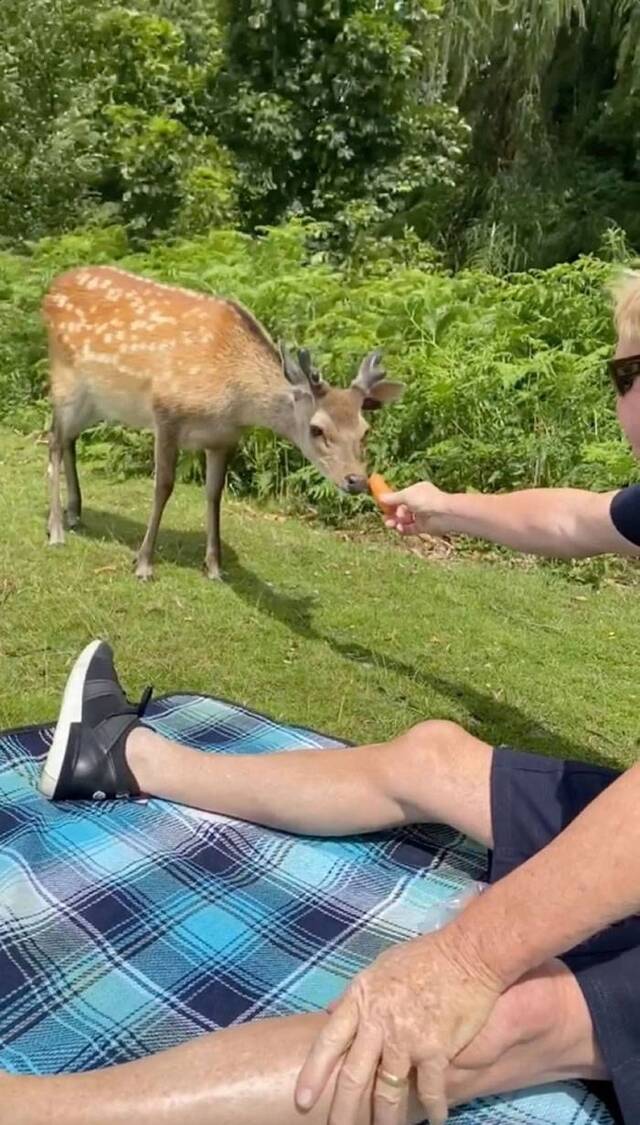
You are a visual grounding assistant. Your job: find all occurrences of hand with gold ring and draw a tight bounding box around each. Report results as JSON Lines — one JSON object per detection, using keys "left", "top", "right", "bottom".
{"left": 295, "top": 924, "right": 503, "bottom": 1125}
{"left": 377, "top": 1068, "right": 409, "bottom": 1090}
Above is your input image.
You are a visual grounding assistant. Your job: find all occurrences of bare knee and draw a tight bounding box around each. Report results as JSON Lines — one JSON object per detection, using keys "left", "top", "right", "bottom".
{"left": 378, "top": 721, "right": 469, "bottom": 794}
{"left": 454, "top": 960, "right": 573, "bottom": 1072}
{"left": 388, "top": 718, "right": 490, "bottom": 792}
{"left": 395, "top": 719, "right": 473, "bottom": 764}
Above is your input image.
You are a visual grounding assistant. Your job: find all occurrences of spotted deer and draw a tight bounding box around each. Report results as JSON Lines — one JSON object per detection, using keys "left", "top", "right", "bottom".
{"left": 43, "top": 266, "right": 404, "bottom": 579}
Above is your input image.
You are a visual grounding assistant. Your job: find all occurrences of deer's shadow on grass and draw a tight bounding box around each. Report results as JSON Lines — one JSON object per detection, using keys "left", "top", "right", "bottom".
{"left": 79, "top": 506, "right": 610, "bottom": 765}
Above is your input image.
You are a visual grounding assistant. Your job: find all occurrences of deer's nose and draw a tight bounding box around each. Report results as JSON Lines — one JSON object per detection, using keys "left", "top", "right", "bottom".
{"left": 343, "top": 474, "right": 369, "bottom": 494}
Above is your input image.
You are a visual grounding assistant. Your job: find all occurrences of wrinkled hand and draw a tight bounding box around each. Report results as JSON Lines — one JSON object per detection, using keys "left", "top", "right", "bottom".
{"left": 380, "top": 482, "right": 450, "bottom": 538}
{"left": 295, "top": 928, "right": 502, "bottom": 1125}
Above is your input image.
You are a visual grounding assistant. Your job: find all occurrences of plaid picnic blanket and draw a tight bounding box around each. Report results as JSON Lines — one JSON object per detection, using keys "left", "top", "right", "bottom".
{"left": 0, "top": 692, "right": 615, "bottom": 1124}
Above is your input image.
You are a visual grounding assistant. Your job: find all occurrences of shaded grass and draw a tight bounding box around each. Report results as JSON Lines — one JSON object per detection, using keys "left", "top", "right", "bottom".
{"left": 0, "top": 426, "right": 638, "bottom": 770}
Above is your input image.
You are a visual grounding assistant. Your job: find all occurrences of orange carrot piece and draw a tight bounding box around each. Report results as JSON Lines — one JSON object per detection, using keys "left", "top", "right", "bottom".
{"left": 368, "top": 473, "right": 392, "bottom": 513}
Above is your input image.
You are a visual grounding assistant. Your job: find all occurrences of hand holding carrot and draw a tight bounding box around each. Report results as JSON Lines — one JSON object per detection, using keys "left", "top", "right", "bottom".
{"left": 369, "top": 476, "right": 450, "bottom": 536}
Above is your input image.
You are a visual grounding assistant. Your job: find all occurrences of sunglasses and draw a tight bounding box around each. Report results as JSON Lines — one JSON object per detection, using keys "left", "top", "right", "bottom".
{"left": 609, "top": 354, "right": 640, "bottom": 396}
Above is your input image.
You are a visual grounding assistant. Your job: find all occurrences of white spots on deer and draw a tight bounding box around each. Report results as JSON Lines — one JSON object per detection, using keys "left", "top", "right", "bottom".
{"left": 148, "top": 309, "right": 177, "bottom": 327}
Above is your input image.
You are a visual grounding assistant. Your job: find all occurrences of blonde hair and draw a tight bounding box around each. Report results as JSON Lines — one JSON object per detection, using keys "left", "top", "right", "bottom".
{"left": 609, "top": 268, "right": 640, "bottom": 338}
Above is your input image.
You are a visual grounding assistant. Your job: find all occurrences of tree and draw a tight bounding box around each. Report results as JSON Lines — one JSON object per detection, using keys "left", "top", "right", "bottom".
{"left": 0, "top": 0, "right": 236, "bottom": 243}
{"left": 437, "top": 0, "right": 640, "bottom": 269}
{"left": 212, "top": 0, "right": 469, "bottom": 244}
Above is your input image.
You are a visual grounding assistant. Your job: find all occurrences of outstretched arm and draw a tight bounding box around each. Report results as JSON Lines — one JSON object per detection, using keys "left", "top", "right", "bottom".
{"left": 382, "top": 481, "right": 640, "bottom": 559}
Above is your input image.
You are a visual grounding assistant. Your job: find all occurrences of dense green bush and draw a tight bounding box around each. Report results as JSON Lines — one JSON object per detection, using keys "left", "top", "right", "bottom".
{"left": 2, "top": 1, "right": 639, "bottom": 270}
{"left": 0, "top": 222, "right": 635, "bottom": 523}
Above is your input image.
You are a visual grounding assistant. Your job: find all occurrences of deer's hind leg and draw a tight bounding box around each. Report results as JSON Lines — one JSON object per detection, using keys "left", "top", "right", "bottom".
{"left": 63, "top": 438, "right": 82, "bottom": 529}
{"left": 204, "top": 447, "right": 231, "bottom": 580}
{"left": 48, "top": 385, "right": 92, "bottom": 543}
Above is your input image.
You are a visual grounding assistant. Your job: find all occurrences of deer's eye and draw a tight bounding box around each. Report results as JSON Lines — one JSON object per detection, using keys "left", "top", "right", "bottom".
{"left": 310, "top": 424, "right": 325, "bottom": 440}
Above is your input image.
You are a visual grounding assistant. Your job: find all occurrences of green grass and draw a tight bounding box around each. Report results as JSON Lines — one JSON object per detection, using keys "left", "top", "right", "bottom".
{"left": 1, "top": 425, "right": 638, "bottom": 770}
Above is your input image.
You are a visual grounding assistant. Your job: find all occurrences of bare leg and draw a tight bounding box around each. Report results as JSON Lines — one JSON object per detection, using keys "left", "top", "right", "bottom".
{"left": 63, "top": 438, "right": 82, "bottom": 528}
{"left": 47, "top": 423, "right": 65, "bottom": 546}
{"left": 204, "top": 447, "right": 229, "bottom": 580}
{"left": 135, "top": 425, "right": 178, "bottom": 581}
{"left": 127, "top": 719, "right": 494, "bottom": 845}
{"left": 448, "top": 959, "right": 605, "bottom": 1102}
{"left": 0, "top": 961, "right": 605, "bottom": 1125}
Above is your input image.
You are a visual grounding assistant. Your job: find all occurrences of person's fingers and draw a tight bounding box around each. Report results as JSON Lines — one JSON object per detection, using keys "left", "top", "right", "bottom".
{"left": 416, "top": 1055, "right": 449, "bottom": 1125}
{"left": 328, "top": 1025, "right": 383, "bottom": 1125}
{"left": 384, "top": 504, "right": 414, "bottom": 529}
{"left": 378, "top": 490, "right": 405, "bottom": 508}
{"left": 384, "top": 516, "right": 418, "bottom": 535}
{"left": 372, "top": 1044, "right": 411, "bottom": 1125}
{"left": 296, "top": 995, "right": 360, "bottom": 1110}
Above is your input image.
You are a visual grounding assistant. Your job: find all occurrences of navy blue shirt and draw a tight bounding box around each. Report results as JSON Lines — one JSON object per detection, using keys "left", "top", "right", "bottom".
{"left": 610, "top": 484, "right": 640, "bottom": 547}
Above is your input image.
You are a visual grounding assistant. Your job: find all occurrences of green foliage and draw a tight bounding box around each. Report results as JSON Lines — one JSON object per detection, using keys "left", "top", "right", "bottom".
{"left": 0, "top": 0, "right": 235, "bottom": 244}
{"left": 441, "top": 0, "right": 640, "bottom": 270}
{"left": 0, "top": 222, "right": 634, "bottom": 523}
{"left": 2, "top": 0, "right": 639, "bottom": 267}
{"left": 214, "top": 0, "right": 468, "bottom": 241}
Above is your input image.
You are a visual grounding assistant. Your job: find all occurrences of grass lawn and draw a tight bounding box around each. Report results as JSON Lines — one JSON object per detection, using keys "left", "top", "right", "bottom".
{"left": 0, "top": 425, "right": 638, "bottom": 770}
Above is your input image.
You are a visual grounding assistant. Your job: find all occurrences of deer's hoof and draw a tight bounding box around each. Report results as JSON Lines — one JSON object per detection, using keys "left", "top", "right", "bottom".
{"left": 48, "top": 528, "right": 65, "bottom": 547}
{"left": 135, "top": 561, "right": 154, "bottom": 582}
{"left": 204, "top": 553, "right": 224, "bottom": 581}
{"left": 205, "top": 566, "right": 224, "bottom": 582}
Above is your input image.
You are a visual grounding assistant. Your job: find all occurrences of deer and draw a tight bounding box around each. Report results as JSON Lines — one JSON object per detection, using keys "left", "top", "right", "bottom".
{"left": 42, "top": 266, "right": 405, "bottom": 580}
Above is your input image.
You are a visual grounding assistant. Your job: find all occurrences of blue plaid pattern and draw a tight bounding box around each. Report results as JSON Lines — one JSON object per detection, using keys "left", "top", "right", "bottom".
{"left": 0, "top": 693, "right": 614, "bottom": 1124}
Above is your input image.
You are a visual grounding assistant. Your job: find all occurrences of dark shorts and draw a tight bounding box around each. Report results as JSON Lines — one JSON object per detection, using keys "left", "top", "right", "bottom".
{"left": 489, "top": 748, "right": 640, "bottom": 1125}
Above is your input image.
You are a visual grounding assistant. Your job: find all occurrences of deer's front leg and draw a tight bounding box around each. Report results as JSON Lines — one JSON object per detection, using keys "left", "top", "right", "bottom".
{"left": 204, "top": 447, "right": 230, "bottom": 580}
{"left": 135, "top": 425, "right": 178, "bottom": 581}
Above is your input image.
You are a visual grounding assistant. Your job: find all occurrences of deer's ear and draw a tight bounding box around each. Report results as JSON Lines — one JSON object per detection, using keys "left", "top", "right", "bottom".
{"left": 298, "top": 347, "right": 328, "bottom": 397}
{"left": 280, "top": 341, "right": 307, "bottom": 388}
{"left": 361, "top": 381, "right": 405, "bottom": 410}
{"left": 280, "top": 341, "right": 328, "bottom": 397}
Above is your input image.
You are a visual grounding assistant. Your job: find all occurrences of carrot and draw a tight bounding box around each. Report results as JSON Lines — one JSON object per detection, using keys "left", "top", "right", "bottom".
{"left": 368, "top": 473, "right": 393, "bottom": 513}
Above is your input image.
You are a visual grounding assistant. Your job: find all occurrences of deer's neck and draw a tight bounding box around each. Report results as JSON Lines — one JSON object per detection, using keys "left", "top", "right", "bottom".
{"left": 238, "top": 379, "right": 300, "bottom": 444}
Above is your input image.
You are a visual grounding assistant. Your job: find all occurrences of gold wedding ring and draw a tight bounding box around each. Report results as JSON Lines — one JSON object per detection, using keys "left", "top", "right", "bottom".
{"left": 377, "top": 1068, "right": 409, "bottom": 1089}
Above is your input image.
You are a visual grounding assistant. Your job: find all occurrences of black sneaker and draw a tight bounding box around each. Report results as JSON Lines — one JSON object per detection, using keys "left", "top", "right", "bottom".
{"left": 40, "top": 640, "right": 152, "bottom": 802}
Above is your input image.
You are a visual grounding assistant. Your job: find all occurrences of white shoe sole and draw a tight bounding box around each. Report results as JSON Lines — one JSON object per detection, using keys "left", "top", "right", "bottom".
{"left": 39, "top": 639, "right": 103, "bottom": 799}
